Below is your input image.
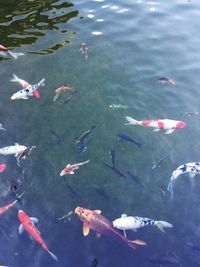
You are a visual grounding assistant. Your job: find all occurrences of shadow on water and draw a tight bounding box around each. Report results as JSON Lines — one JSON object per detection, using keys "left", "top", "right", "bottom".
{"left": 0, "top": 0, "right": 79, "bottom": 56}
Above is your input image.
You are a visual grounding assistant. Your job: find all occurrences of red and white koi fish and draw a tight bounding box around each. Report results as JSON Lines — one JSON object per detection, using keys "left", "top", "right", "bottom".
{"left": 0, "top": 192, "right": 24, "bottom": 216}
{"left": 10, "top": 74, "right": 45, "bottom": 100}
{"left": 18, "top": 210, "right": 58, "bottom": 261}
{"left": 125, "top": 116, "right": 186, "bottom": 134}
{"left": 0, "top": 44, "right": 24, "bottom": 59}
{"left": 53, "top": 85, "right": 74, "bottom": 102}
{"left": 0, "top": 164, "right": 7, "bottom": 173}
{"left": 60, "top": 159, "right": 90, "bottom": 176}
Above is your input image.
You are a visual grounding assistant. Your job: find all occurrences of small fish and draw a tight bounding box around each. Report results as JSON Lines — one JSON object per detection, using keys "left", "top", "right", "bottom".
{"left": 110, "top": 149, "right": 116, "bottom": 167}
{"left": 66, "top": 182, "right": 80, "bottom": 198}
{"left": 75, "top": 207, "right": 146, "bottom": 249}
{"left": 16, "top": 145, "right": 36, "bottom": 166}
{"left": 0, "top": 164, "right": 7, "bottom": 173}
{"left": 50, "top": 129, "right": 64, "bottom": 147}
{"left": 152, "top": 155, "right": 170, "bottom": 170}
{"left": 0, "top": 143, "right": 28, "bottom": 158}
{"left": 77, "top": 138, "right": 90, "bottom": 154}
{"left": 18, "top": 210, "right": 58, "bottom": 261}
{"left": 109, "top": 104, "right": 129, "bottom": 110}
{"left": 156, "top": 76, "right": 175, "bottom": 85}
{"left": 60, "top": 160, "right": 90, "bottom": 176}
{"left": 0, "top": 192, "right": 24, "bottom": 216}
{"left": 126, "top": 171, "right": 145, "bottom": 188}
{"left": 103, "top": 162, "right": 127, "bottom": 178}
{"left": 125, "top": 116, "right": 186, "bottom": 134}
{"left": 57, "top": 210, "right": 74, "bottom": 221}
{"left": 63, "top": 90, "right": 78, "bottom": 104}
{"left": 91, "top": 258, "right": 98, "bottom": 267}
{"left": 0, "top": 123, "right": 6, "bottom": 131}
{"left": 10, "top": 74, "right": 45, "bottom": 100}
{"left": 0, "top": 44, "right": 24, "bottom": 59}
{"left": 113, "top": 214, "right": 173, "bottom": 238}
{"left": 116, "top": 133, "right": 143, "bottom": 148}
{"left": 181, "top": 111, "right": 199, "bottom": 117}
{"left": 147, "top": 254, "right": 179, "bottom": 265}
{"left": 80, "top": 43, "right": 88, "bottom": 60}
{"left": 167, "top": 162, "right": 200, "bottom": 199}
{"left": 75, "top": 125, "right": 96, "bottom": 145}
{"left": 94, "top": 187, "right": 109, "bottom": 202}
{"left": 53, "top": 85, "right": 74, "bottom": 102}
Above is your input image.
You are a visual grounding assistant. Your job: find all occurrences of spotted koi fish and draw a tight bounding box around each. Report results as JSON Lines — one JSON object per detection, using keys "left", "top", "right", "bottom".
{"left": 125, "top": 116, "right": 186, "bottom": 134}
{"left": 10, "top": 74, "right": 45, "bottom": 100}
{"left": 167, "top": 162, "right": 200, "bottom": 199}
{"left": 75, "top": 207, "right": 146, "bottom": 249}
{"left": 60, "top": 160, "right": 90, "bottom": 176}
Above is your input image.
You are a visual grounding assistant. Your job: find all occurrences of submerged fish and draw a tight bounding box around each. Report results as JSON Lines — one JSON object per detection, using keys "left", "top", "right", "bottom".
{"left": 147, "top": 254, "right": 179, "bottom": 265}
{"left": 103, "top": 162, "right": 127, "bottom": 178}
{"left": 186, "top": 242, "right": 200, "bottom": 251}
{"left": 126, "top": 171, "right": 145, "bottom": 188}
{"left": 167, "top": 162, "right": 200, "bottom": 199}
{"left": 80, "top": 43, "right": 88, "bottom": 60}
{"left": 18, "top": 210, "right": 57, "bottom": 261}
{"left": 75, "top": 125, "right": 96, "bottom": 145}
{"left": 113, "top": 214, "right": 173, "bottom": 238}
{"left": 53, "top": 85, "right": 74, "bottom": 102}
{"left": 125, "top": 116, "right": 186, "bottom": 134}
{"left": 10, "top": 74, "right": 45, "bottom": 100}
{"left": 110, "top": 149, "right": 116, "bottom": 167}
{"left": 91, "top": 258, "right": 98, "bottom": 267}
{"left": 57, "top": 210, "right": 74, "bottom": 221}
{"left": 152, "top": 155, "right": 169, "bottom": 170}
{"left": 156, "top": 76, "right": 175, "bottom": 85}
{"left": 0, "top": 44, "right": 24, "bottom": 59}
{"left": 50, "top": 129, "right": 64, "bottom": 147}
{"left": 63, "top": 90, "right": 78, "bottom": 104}
{"left": 109, "top": 104, "right": 129, "bottom": 110}
{"left": 116, "top": 133, "right": 143, "bottom": 148}
{"left": 66, "top": 182, "right": 80, "bottom": 198}
{"left": 75, "top": 207, "right": 146, "bottom": 249}
{"left": 181, "top": 111, "right": 199, "bottom": 117}
{"left": 60, "top": 160, "right": 90, "bottom": 176}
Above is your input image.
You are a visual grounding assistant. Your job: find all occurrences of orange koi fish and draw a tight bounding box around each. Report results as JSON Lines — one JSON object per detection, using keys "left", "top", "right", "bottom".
{"left": 53, "top": 85, "right": 74, "bottom": 102}
{"left": 18, "top": 210, "right": 58, "bottom": 261}
{"left": 0, "top": 192, "right": 24, "bottom": 215}
{"left": 75, "top": 207, "right": 146, "bottom": 249}
{"left": 60, "top": 160, "right": 90, "bottom": 176}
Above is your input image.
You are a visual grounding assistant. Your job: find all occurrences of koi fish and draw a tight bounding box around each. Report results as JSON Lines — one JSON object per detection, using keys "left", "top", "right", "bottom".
{"left": 152, "top": 155, "right": 170, "bottom": 170}
{"left": 103, "top": 162, "right": 127, "bottom": 178}
{"left": 156, "top": 76, "right": 175, "bottom": 85}
{"left": 167, "top": 162, "right": 200, "bottom": 199}
{"left": 113, "top": 214, "right": 172, "bottom": 238}
{"left": 75, "top": 125, "right": 96, "bottom": 145}
{"left": 0, "top": 164, "right": 7, "bottom": 173}
{"left": 10, "top": 74, "right": 45, "bottom": 100}
{"left": 16, "top": 145, "right": 36, "bottom": 166}
{"left": 53, "top": 85, "right": 73, "bottom": 102}
{"left": 57, "top": 210, "right": 74, "bottom": 221}
{"left": 63, "top": 90, "right": 78, "bottom": 104}
{"left": 116, "top": 132, "right": 143, "bottom": 148}
{"left": 0, "top": 192, "right": 24, "bottom": 215}
{"left": 125, "top": 116, "right": 186, "bottom": 134}
{"left": 50, "top": 129, "right": 64, "bottom": 147}
{"left": 109, "top": 104, "right": 129, "bottom": 110}
{"left": 0, "top": 44, "right": 24, "bottom": 59}
{"left": 0, "top": 143, "right": 28, "bottom": 157}
{"left": 80, "top": 43, "right": 88, "bottom": 60}
{"left": 18, "top": 210, "right": 58, "bottom": 261}
{"left": 60, "top": 159, "right": 90, "bottom": 176}
{"left": 0, "top": 123, "right": 6, "bottom": 131}
{"left": 75, "top": 207, "right": 146, "bottom": 249}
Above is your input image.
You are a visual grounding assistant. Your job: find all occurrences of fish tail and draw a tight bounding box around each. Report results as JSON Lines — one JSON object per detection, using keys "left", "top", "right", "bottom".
{"left": 10, "top": 73, "right": 21, "bottom": 83}
{"left": 39, "top": 78, "right": 45, "bottom": 87}
{"left": 48, "top": 250, "right": 58, "bottom": 261}
{"left": 128, "top": 239, "right": 147, "bottom": 249}
{"left": 167, "top": 179, "right": 174, "bottom": 199}
{"left": 155, "top": 221, "right": 173, "bottom": 232}
{"left": 0, "top": 51, "right": 7, "bottom": 57}
{"left": 8, "top": 50, "right": 24, "bottom": 59}
{"left": 125, "top": 116, "right": 140, "bottom": 126}
{"left": 84, "top": 159, "right": 90, "bottom": 164}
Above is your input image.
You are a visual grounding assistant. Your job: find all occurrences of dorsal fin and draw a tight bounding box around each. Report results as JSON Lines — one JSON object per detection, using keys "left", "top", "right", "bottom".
{"left": 93, "top": 210, "right": 101, "bottom": 214}
{"left": 121, "top": 214, "right": 127, "bottom": 218}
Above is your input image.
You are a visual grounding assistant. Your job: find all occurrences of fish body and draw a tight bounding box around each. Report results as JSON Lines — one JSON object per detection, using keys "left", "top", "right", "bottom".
{"left": 63, "top": 90, "right": 78, "bottom": 104}
{"left": 116, "top": 133, "right": 143, "bottom": 148}
{"left": 53, "top": 85, "right": 73, "bottom": 102}
{"left": 66, "top": 182, "right": 80, "bottom": 198}
{"left": 0, "top": 164, "right": 7, "bottom": 173}
{"left": 75, "top": 125, "right": 96, "bottom": 145}
{"left": 127, "top": 171, "right": 145, "bottom": 188}
{"left": 10, "top": 74, "right": 45, "bottom": 100}
{"left": 113, "top": 214, "right": 172, "bottom": 237}
{"left": 110, "top": 149, "right": 116, "bottom": 166}
{"left": 0, "top": 143, "right": 27, "bottom": 157}
{"left": 80, "top": 43, "right": 88, "bottom": 60}
{"left": 60, "top": 160, "right": 90, "bottom": 176}
{"left": 167, "top": 162, "right": 200, "bottom": 199}
{"left": 103, "top": 162, "right": 127, "bottom": 178}
{"left": 18, "top": 210, "right": 57, "bottom": 261}
{"left": 125, "top": 116, "right": 186, "bottom": 134}
{"left": 0, "top": 192, "right": 24, "bottom": 215}
{"left": 152, "top": 155, "right": 169, "bottom": 170}
{"left": 109, "top": 104, "right": 129, "bottom": 110}
{"left": 50, "top": 129, "right": 64, "bottom": 147}
{"left": 156, "top": 76, "right": 175, "bottom": 85}
{"left": 75, "top": 207, "right": 146, "bottom": 249}
{"left": 0, "top": 44, "right": 24, "bottom": 59}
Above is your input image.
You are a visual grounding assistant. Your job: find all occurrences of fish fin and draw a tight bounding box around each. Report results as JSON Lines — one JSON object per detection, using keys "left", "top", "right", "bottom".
{"left": 153, "top": 128, "right": 161, "bottom": 132}
{"left": 131, "top": 229, "right": 137, "bottom": 232}
{"left": 33, "top": 90, "right": 40, "bottom": 98}
{"left": 0, "top": 51, "right": 7, "bottom": 56}
{"left": 39, "top": 78, "right": 45, "bottom": 87}
{"left": 30, "top": 217, "right": 39, "bottom": 224}
{"left": 123, "top": 230, "right": 127, "bottom": 238}
{"left": 155, "top": 221, "right": 173, "bottom": 232}
{"left": 70, "top": 171, "right": 74, "bottom": 174}
{"left": 29, "top": 235, "right": 33, "bottom": 240}
{"left": 21, "top": 96, "right": 29, "bottom": 99}
{"left": 10, "top": 73, "right": 30, "bottom": 87}
{"left": 94, "top": 210, "right": 101, "bottom": 214}
{"left": 15, "top": 153, "right": 19, "bottom": 157}
{"left": 128, "top": 239, "right": 147, "bottom": 249}
{"left": 83, "top": 223, "right": 90, "bottom": 236}
{"left": 189, "top": 173, "right": 196, "bottom": 178}
{"left": 165, "top": 129, "right": 175, "bottom": 134}
{"left": 67, "top": 164, "right": 70, "bottom": 167}
{"left": 19, "top": 223, "right": 24, "bottom": 234}
{"left": 167, "top": 180, "right": 174, "bottom": 200}
{"left": 8, "top": 51, "right": 24, "bottom": 59}
{"left": 15, "top": 143, "right": 19, "bottom": 145}
{"left": 121, "top": 214, "right": 127, "bottom": 218}
{"left": 96, "top": 233, "right": 101, "bottom": 239}
{"left": 125, "top": 116, "right": 140, "bottom": 125}
{"left": 48, "top": 250, "right": 58, "bottom": 261}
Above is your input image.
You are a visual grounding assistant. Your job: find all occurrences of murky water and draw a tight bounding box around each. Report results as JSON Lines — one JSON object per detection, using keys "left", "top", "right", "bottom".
{"left": 0, "top": 0, "right": 200, "bottom": 266}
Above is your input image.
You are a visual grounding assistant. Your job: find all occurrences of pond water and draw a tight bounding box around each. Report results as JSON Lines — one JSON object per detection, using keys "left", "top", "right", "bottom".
{"left": 0, "top": 0, "right": 200, "bottom": 266}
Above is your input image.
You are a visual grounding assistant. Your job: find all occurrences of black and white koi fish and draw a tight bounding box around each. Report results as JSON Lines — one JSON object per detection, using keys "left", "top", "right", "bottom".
{"left": 80, "top": 43, "right": 88, "bottom": 60}
{"left": 0, "top": 143, "right": 27, "bottom": 157}
{"left": 152, "top": 155, "right": 169, "bottom": 170}
{"left": 113, "top": 214, "right": 173, "bottom": 237}
{"left": 167, "top": 162, "right": 200, "bottom": 199}
{"left": 10, "top": 74, "right": 45, "bottom": 100}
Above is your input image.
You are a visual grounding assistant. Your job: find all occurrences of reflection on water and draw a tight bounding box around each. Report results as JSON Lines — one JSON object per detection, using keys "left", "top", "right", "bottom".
{"left": 0, "top": 0, "right": 79, "bottom": 56}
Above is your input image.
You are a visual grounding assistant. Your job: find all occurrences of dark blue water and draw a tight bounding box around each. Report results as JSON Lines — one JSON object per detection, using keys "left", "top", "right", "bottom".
{"left": 0, "top": 0, "right": 200, "bottom": 266}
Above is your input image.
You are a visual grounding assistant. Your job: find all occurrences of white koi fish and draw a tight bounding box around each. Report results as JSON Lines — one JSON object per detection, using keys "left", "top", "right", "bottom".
{"left": 113, "top": 214, "right": 173, "bottom": 237}
{"left": 125, "top": 116, "right": 186, "bottom": 134}
{"left": 60, "top": 160, "right": 90, "bottom": 176}
{"left": 109, "top": 104, "right": 129, "bottom": 110}
{"left": 0, "top": 143, "right": 27, "bottom": 157}
{"left": 80, "top": 43, "right": 88, "bottom": 60}
{"left": 0, "top": 44, "right": 24, "bottom": 59}
{"left": 10, "top": 74, "right": 45, "bottom": 100}
{"left": 167, "top": 162, "right": 200, "bottom": 199}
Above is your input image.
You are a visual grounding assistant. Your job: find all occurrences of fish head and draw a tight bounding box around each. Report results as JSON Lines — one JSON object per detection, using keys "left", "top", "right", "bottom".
{"left": 18, "top": 210, "right": 26, "bottom": 222}
{"left": 75, "top": 206, "right": 92, "bottom": 223}
{"left": 176, "top": 121, "right": 187, "bottom": 128}
{"left": 60, "top": 168, "right": 67, "bottom": 176}
{"left": 11, "top": 90, "right": 27, "bottom": 100}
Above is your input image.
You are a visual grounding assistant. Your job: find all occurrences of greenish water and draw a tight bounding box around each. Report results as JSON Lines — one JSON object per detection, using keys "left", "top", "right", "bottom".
{"left": 0, "top": 0, "right": 200, "bottom": 266}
